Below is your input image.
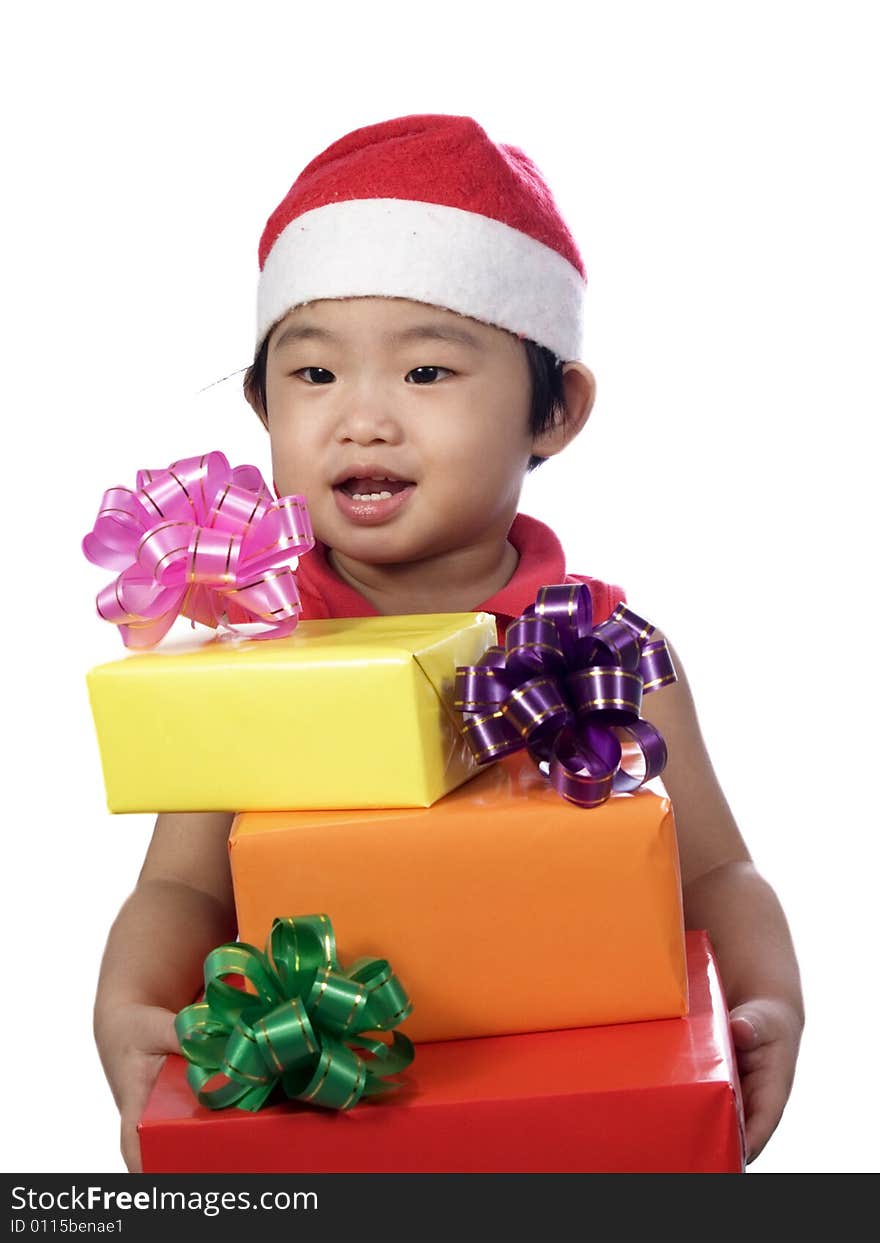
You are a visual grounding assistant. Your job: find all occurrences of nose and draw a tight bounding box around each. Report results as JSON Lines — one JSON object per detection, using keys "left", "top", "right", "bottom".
{"left": 334, "top": 384, "right": 404, "bottom": 447}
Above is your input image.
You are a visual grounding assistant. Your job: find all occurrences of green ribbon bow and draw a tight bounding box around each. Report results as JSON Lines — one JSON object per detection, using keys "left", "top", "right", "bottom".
{"left": 174, "top": 914, "right": 415, "bottom": 1111}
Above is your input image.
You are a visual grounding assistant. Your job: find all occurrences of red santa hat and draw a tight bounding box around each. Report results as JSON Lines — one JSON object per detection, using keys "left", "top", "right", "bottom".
{"left": 257, "top": 114, "right": 587, "bottom": 361}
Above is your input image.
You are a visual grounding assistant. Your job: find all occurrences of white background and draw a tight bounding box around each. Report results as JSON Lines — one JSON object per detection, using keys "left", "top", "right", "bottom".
{"left": 2, "top": 0, "right": 877, "bottom": 1174}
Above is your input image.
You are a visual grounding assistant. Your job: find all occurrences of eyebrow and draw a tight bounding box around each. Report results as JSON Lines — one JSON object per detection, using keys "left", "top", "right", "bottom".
{"left": 270, "top": 321, "right": 485, "bottom": 353}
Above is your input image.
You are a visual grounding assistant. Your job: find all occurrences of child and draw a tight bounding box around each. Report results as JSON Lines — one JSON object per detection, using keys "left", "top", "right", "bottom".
{"left": 93, "top": 113, "right": 803, "bottom": 1173}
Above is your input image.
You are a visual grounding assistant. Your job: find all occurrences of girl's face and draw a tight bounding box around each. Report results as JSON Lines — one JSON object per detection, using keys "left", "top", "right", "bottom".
{"left": 263, "top": 296, "right": 537, "bottom": 567}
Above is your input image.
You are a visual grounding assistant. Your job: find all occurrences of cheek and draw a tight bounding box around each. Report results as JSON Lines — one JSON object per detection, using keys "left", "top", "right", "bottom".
{"left": 435, "top": 410, "right": 531, "bottom": 478}
{"left": 268, "top": 424, "right": 312, "bottom": 497}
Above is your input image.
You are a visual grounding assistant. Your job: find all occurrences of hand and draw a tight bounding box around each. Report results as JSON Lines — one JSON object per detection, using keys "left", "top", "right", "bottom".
{"left": 729, "top": 997, "right": 803, "bottom": 1164}
{"left": 95, "top": 1002, "right": 180, "bottom": 1173}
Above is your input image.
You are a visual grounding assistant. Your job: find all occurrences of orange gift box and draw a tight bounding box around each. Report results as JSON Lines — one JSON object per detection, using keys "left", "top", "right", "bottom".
{"left": 230, "top": 752, "right": 688, "bottom": 1043}
{"left": 140, "top": 932, "right": 743, "bottom": 1173}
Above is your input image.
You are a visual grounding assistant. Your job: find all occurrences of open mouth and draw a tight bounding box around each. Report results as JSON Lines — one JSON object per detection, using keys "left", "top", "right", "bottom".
{"left": 337, "top": 475, "right": 414, "bottom": 500}
{"left": 332, "top": 473, "right": 417, "bottom": 525}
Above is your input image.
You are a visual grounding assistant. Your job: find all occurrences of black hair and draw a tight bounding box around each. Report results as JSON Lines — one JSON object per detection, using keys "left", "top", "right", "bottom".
{"left": 243, "top": 334, "right": 567, "bottom": 472}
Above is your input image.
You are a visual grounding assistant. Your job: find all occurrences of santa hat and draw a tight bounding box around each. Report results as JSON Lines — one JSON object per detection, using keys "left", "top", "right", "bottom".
{"left": 257, "top": 114, "right": 586, "bottom": 361}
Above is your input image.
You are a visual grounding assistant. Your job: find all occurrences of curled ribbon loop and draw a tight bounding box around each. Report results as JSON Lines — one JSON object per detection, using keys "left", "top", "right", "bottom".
{"left": 454, "top": 584, "right": 677, "bottom": 807}
{"left": 82, "top": 451, "right": 315, "bottom": 648}
{"left": 175, "top": 915, "right": 415, "bottom": 1112}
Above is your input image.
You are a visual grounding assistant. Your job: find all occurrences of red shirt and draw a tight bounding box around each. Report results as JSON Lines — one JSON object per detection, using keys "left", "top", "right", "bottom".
{"left": 295, "top": 512, "right": 626, "bottom": 640}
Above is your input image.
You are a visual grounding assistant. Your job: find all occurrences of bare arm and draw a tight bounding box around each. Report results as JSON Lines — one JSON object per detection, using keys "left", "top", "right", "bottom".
{"left": 94, "top": 810, "right": 236, "bottom": 1171}
{"left": 94, "top": 810, "right": 237, "bottom": 1014}
{"left": 640, "top": 635, "right": 804, "bottom": 1161}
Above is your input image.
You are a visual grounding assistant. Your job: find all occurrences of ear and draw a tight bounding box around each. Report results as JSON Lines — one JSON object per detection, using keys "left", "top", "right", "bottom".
{"left": 530, "top": 361, "right": 596, "bottom": 459}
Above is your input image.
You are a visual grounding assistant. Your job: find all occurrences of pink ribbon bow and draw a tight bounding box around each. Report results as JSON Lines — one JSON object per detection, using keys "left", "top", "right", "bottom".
{"left": 82, "top": 451, "right": 314, "bottom": 648}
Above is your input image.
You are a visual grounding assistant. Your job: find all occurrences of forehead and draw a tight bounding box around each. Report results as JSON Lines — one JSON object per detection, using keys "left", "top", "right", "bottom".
{"left": 269, "top": 297, "right": 518, "bottom": 354}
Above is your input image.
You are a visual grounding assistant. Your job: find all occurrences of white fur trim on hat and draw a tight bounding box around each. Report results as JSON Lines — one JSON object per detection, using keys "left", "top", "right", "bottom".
{"left": 257, "top": 198, "right": 585, "bottom": 360}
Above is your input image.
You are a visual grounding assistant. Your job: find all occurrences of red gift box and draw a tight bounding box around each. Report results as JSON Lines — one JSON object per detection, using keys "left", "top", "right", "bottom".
{"left": 140, "top": 931, "right": 745, "bottom": 1173}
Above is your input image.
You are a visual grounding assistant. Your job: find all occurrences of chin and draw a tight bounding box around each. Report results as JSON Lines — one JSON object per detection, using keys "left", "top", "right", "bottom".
{"left": 332, "top": 529, "right": 440, "bottom": 567}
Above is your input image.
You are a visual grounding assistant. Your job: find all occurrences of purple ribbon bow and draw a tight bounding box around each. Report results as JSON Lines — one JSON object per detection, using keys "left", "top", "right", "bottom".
{"left": 454, "top": 584, "right": 677, "bottom": 807}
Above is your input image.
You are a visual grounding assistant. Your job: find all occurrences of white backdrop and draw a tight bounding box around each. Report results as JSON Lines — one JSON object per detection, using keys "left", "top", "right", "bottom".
{"left": 3, "top": 0, "right": 877, "bottom": 1174}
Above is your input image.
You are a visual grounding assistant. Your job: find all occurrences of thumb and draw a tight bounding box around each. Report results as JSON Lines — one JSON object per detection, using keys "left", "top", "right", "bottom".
{"left": 729, "top": 1005, "right": 762, "bottom": 1051}
{"left": 141, "top": 1005, "right": 182, "bottom": 1054}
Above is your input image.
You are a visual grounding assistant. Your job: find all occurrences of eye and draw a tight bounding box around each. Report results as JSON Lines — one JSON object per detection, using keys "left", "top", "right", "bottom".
{"left": 295, "top": 367, "right": 336, "bottom": 384}
{"left": 405, "top": 366, "right": 453, "bottom": 385}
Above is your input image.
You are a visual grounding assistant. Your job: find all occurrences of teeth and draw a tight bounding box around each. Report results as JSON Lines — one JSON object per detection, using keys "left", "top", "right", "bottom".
{"left": 351, "top": 491, "right": 393, "bottom": 501}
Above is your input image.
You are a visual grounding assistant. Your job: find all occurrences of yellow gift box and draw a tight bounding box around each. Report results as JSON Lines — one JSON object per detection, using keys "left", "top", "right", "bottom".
{"left": 86, "top": 612, "right": 497, "bottom": 812}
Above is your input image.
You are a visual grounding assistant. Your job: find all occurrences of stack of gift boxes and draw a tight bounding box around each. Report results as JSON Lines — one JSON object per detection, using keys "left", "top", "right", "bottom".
{"left": 87, "top": 608, "right": 745, "bottom": 1173}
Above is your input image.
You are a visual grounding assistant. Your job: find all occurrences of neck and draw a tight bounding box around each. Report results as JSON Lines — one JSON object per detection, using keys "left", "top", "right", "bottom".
{"left": 327, "top": 535, "right": 520, "bottom": 616}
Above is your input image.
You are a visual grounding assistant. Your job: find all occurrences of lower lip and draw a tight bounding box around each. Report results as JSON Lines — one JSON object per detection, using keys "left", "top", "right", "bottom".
{"left": 333, "top": 485, "right": 416, "bottom": 525}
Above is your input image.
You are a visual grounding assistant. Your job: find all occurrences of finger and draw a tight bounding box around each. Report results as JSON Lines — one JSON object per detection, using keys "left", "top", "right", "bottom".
{"left": 117, "top": 1045, "right": 174, "bottom": 1171}
{"left": 120, "top": 1115, "right": 143, "bottom": 1174}
{"left": 744, "top": 1086, "right": 786, "bottom": 1163}
{"left": 729, "top": 999, "right": 783, "bottom": 1050}
{"left": 729, "top": 1013, "right": 760, "bottom": 1051}
{"left": 740, "top": 1059, "right": 792, "bottom": 1164}
{"left": 140, "top": 1006, "right": 181, "bottom": 1054}
{"left": 730, "top": 998, "right": 803, "bottom": 1050}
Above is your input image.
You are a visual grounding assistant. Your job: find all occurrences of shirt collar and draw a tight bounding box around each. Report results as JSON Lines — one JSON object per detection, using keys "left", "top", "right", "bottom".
{"left": 297, "top": 512, "right": 565, "bottom": 620}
